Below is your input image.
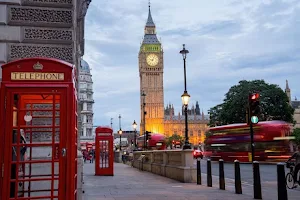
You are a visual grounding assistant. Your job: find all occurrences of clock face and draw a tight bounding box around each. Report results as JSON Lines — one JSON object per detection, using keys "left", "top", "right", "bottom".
{"left": 146, "top": 54, "right": 159, "bottom": 67}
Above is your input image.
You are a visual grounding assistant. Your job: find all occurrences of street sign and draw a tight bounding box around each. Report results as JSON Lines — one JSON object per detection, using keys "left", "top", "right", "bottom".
{"left": 251, "top": 116, "right": 259, "bottom": 124}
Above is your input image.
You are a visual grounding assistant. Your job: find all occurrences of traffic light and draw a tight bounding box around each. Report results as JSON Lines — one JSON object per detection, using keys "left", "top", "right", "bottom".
{"left": 248, "top": 93, "right": 260, "bottom": 123}
{"left": 131, "top": 140, "right": 133, "bottom": 145}
{"left": 145, "top": 131, "right": 152, "bottom": 141}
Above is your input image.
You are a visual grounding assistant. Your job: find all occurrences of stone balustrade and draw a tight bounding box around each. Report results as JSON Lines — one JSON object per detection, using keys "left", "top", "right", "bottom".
{"left": 132, "top": 150, "right": 197, "bottom": 183}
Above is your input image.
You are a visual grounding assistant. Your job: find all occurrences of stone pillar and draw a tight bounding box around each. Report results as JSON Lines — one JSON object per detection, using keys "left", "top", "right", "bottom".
{"left": 181, "top": 149, "right": 194, "bottom": 167}
{"left": 77, "top": 150, "right": 84, "bottom": 200}
{"left": 182, "top": 150, "right": 194, "bottom": 182}
{"left": 83, "top": 115, "right": 87, "bottom": 136}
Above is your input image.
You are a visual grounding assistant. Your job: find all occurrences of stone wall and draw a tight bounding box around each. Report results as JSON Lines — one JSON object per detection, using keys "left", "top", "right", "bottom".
{"left": 0, "top": 1, "right": 92, "bottom": 199}
{"left": 0, "top": 1, "right": 75, "bottom": 66}
{"left": 132, "top": 150, "right": 197, "bottom": 183}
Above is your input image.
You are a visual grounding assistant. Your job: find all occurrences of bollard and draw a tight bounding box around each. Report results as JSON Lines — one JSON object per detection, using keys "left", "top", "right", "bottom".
{"left": 234, "top": 160, "right": 242, "bottom": 194}
{"left": 277, "top": 163, "right": 288, "bottom": 200}
{"left": 253, "top": 161, "right": 262, "bottom": 199}
{"left": 197, "top": 158, "right": 202, "bottom": 185}
{"left": 219, "top": 159, "right": 225, "bottom": 190}
{"left": 207, "top": 159, "right": 212, "bottom": 187}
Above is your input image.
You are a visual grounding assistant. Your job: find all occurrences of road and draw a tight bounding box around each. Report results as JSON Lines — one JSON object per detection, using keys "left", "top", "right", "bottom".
{"left": 195, "top": 159, "right": 299, "bottom": 200}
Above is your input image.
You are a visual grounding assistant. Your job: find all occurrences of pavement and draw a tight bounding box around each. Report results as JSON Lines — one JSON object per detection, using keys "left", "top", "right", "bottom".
{"left": 196, "top": 159, "right": 299, "bottom": 200}
{"left": 82, "top": 162, "right": 258, "bottom": 200}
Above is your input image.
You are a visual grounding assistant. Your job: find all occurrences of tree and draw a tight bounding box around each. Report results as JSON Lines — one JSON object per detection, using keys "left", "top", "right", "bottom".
{"left": 165, "top": 134, "right": 184, "bottom": 147}
{"left": 292, "top": 128, "right": 300, "bottom": 146}
{"left": 208, "top": 80, "right": 294, "bottom": 126}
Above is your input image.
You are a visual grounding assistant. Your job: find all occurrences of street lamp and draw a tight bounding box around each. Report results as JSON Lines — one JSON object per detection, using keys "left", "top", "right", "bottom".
{"left": 118, "top": 114, "right": 122, "bottom": 151}
{"left": 181, "top": 91, "right": 190, "bottom": 105}
{"left": 132, "top": 120, "right": 138, "bottom": 150}
{"left": 180, "top": 44, "right": 192, "bottom": 150}
{"left": 118, "top": 128, "right": 122, "bottom": 151}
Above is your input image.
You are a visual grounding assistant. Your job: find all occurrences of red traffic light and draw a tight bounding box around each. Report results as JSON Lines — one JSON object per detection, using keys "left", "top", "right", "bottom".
{"left": 250, "top": 93, "right": 259, "bottom": 100}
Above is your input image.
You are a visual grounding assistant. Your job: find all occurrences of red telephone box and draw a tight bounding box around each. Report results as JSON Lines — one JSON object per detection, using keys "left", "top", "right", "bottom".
{"left": 0, "top": 57, "right": 78, "bottom": 200}
{"left": 95, "top": 127, "right": 114, "bottom": 176}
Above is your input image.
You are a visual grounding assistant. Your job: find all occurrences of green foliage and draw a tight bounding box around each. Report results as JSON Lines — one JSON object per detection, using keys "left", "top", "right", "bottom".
{"left": 204, "top": 130, "right": 212, "bottom": 145}
{"left": 165, "top": 134, "right": 184, "bottom": 147}
{"left": 208, "top": 80, "right": 295, "bottom": 126}
{"left": 292, "top": 128, "right": 300, "bottom": 145}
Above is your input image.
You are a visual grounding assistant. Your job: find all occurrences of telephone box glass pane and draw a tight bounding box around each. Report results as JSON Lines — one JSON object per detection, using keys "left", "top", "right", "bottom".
{"left": 8, "top": 93, "right": 62, "bottom": 199}
{"left": 100, "top": 140, "right": 109, "bottom": 168}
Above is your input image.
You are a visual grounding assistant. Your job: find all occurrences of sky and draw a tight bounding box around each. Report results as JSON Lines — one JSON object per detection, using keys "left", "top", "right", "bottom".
{"left": 83, "top": 0, "right": 300, "bottom": 132}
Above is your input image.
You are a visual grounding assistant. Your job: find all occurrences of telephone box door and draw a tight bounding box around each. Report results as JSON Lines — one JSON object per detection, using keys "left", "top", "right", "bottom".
{"left": 1, "top": 87, "right": 68, "bottom": 200}
{"left": 95, "top": 127, "right": 114, "bottom": 176}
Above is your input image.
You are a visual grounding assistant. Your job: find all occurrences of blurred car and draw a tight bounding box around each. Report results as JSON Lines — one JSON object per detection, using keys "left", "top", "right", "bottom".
{"left": 193, "top": 150, "right": 203, "bottom": 159}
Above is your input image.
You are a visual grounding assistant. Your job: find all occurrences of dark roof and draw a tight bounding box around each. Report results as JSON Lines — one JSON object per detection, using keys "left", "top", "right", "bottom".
{"left": 291, "top": 101, "right": 300, "bottom": 109}
{"left": 80, "top": 58, "right": 90, "bottom": 73}
{"left": 142, "top": 34, "right": 160, "bottom": 44}
{"left": 146, "top": 7, "right": 155, "bottom": 27}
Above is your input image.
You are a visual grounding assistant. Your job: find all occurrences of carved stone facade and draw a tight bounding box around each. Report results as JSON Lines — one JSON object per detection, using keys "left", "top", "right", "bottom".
{"left": 9, "top": 6, "right": 73, "bottom": 26}
{"left": 0, "top": 1, "right": 79, "bottom": 67}
{"left": 9, "top": 43, "right": 73, "bottom": 62}
{"left": 22, "top": 0, "right": 72, "bottom": 5}
{"left": 0, "top": 0, "right": 92, "bottom": 199}
{"left": 23, "top": 27, "right": 73, "bottom": 43}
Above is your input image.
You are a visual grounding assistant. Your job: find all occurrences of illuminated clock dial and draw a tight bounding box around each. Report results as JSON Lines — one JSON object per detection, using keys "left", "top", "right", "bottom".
{"left": 146, "top": 54, "right": 159, "bottom": 67}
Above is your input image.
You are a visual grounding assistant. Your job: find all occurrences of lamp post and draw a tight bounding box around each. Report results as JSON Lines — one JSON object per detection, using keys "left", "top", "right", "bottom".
{"left": 180, "top": 44, "right": 191, "bottom": 150}
{"left": 132, "top": 120, "right": 137, "bottom": 150}
{"left": 118, "top": 114, "right": 122, "bottom": 151}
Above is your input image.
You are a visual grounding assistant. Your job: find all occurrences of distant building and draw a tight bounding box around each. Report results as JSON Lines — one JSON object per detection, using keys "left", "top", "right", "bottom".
{"left": 113, "top": 131, "right": 140, "bottom": 145}
{"left": 285, "top": 80, "right": 300, "bottom": 128}
{"left": 164, "top": 102, "right": 209, "bottom": 145}
{"left": 79, "top": 58, "right": 94, "bottom": 137}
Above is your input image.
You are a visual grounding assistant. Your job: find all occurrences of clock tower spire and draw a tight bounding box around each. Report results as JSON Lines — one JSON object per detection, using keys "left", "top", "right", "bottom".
{"left": 139, "top": 3, "right": 164, "bottom": 135}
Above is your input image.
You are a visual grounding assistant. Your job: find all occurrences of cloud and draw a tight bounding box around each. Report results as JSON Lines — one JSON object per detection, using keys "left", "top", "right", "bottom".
{"left": 84, "top": 0, "right": 300, "bottom": 131}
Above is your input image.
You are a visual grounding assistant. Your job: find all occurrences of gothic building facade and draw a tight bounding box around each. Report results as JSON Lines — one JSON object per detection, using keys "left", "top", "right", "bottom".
{"left": 285, "top": 80, "right": 300, "bottom": 128}
{"left": 139, "top": 4, "right": 209, "bottom": 145}
{"left": 164, "top": 101, "right": 209, "bottom": 145}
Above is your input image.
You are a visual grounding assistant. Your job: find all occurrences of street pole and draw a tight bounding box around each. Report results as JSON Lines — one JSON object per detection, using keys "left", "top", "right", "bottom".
{"left": 134, "top": 129, "right": 137, "bottom": 150}
{"left": 118, "top": 114, "right": 122, "bottom": 151}
{"left": 119, "top": 134, "right": 122, "bottom": 151}
{"left": 250, "top": 120, "right": 255, "bottom": 162}
{"left": 183, "top": 52, "right": 189, "bottom": 148}
{"left": 248, "top": 101, "right": 255, "bottom": 162}
{"left": 180, "top": 44, "right": 191, "bottom": 150}
{"left": 132, "top": 120, "right": 138, "bottom": 151}
{"left": 142, "top": 91, "right": 146, "bottom": 151}
{"left": 184, "top": 104, "right": 189, "bottom": 147}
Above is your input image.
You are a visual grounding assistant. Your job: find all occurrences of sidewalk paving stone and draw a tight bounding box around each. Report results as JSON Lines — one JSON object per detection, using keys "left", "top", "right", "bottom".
{"left": 82, "top": 162, "right": 257, "bottom": 200}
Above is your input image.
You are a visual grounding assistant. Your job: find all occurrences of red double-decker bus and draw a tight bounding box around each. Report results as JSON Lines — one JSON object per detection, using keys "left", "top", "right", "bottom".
{"left": 205, "top": 121, "right": 293, "bottom": 162}
{"left": 137, "top": 133, "right": 166, "bottom": 150}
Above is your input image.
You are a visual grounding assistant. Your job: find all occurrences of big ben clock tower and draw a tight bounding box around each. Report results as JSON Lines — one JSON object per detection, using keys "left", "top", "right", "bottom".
{"left": 139, "top": 4, "right": 164, "bottom": 135}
